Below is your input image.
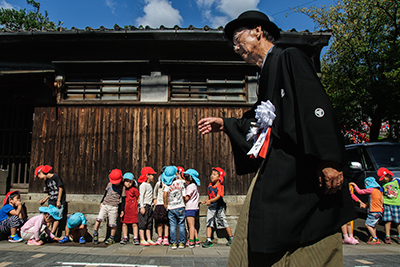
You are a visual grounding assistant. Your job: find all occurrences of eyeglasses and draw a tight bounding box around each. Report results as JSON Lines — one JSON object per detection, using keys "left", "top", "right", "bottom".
{"left": 232, "top": 29, "right": 249, "bottom": 49}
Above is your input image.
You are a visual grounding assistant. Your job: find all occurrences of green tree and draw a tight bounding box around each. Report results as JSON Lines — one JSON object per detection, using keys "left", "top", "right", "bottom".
{"left": 297, "top": 0, "right": 400, "bottom": 142}
{"left": 0, "top": 0, "right": 63, "bottom": 31}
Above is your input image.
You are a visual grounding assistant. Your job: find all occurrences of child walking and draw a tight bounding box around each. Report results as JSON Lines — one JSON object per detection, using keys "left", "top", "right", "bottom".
{"left": 378, "top": 167, "right": 400, "bottom": 244}
{"left": 350, "top": 177, "right": 384, "bottom": 244}
{"left": 59, "top": 212, "right": 88, "bottom": 244}
{"left": 163, "top": 165, "right": 186, "bottom": 249}
{"left": 201, "top": 167, "right": 233, "bottom": 248}
{"left": 0, "top": 190, "right": 27, "bottom": 242}
{"left": 153, "top": 167, "right": 169, "bottom": 246}
{"left": 138, "top": 166, "right": 157, "bottom": 246}
{"left": 93, "top": 168, "right": 125, "bottom": 245}
{"left": 120, "top": 172, "right": 140, "bottom": 245}
{"left": 35, "top": 165, "right": 66, "bottom": 235}
{"left": 183, "top": 169, "right": 201, "bottom": 248}
{"left": 20, "top": 205, "right": 61, "bottom": 245}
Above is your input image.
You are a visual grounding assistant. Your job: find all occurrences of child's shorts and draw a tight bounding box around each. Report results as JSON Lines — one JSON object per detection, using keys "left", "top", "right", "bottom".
{"left": 365, "top": 212, "right": 382, "bottom": 227}
{"left": 383, "top": 204, "right": 400, "bottom": 223}
{"left": 206, "top": 207, "right": 229, "bottom": 229}
{"left": 186, "top": 209, "right": 198, "bottom": 218}
{"left": 138, "top": 204, "right": 153, "bottom": 230}
{"left": 153, "top": 205, "right": 168, "bottom": 225}
{"left": 96, "top": 204, "right": 119, "bottom": 227}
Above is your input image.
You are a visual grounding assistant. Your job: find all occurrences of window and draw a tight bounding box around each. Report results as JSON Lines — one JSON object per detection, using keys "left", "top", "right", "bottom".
{"left": 64, "top": 77, "right": 139, "bottom": 101}
{"left": 170, "top": 78, "right": 246, "bottom": 102}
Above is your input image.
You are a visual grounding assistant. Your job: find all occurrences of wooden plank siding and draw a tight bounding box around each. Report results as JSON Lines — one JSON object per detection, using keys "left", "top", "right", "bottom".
{"left": 29, "top": 106, "right": 254, "bottom": 195}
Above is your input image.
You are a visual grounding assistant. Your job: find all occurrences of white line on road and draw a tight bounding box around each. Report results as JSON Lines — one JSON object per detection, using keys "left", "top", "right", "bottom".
{"left": 56, "top": 262, "right": 158, "bottom": 267}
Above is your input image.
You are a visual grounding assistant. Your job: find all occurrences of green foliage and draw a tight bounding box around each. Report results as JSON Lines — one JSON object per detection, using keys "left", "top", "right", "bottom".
{"left": 0, "top": 0, "right": 63, "bottom": 31}
{"left": 297, "top": 0, "right": 400, "bottom": 141}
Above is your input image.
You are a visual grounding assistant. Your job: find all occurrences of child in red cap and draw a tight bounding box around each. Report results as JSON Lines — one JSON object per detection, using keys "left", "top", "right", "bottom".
{"left": 138, "top": 166, "right": 157, "bottom": 246}
{"left": 36, "top": 165, "right": 66, "bottom": 236}
{"left": 0, "top": 190, "right": 27, "bottom": 242}
{"left": 378, "top": 167, "right": 400, "bottom": 244}
{"left": 201, "top": 167, "right": 233, "bottom": 248}
{"left": 93, "top": 168, "right": 125, "bottom": 245}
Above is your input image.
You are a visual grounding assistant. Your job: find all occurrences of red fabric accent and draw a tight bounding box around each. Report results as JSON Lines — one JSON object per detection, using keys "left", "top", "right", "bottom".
{"left": 258, "top": 128, "right": 271, "bottom": 158}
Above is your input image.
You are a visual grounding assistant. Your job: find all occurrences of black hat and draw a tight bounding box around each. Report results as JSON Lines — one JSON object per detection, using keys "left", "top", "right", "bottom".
{"left": 224, "top": 10, "right": 280, "bottom": 42}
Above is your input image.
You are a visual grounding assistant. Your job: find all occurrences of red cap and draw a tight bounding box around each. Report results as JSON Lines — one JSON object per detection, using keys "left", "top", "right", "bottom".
{"left": 212, "top": 167, "right": 225, "bottom": 184}
{"left": 35, "top": 165, "right": 52, "bottom": 177}
{"left": 3, "top": 190, "right": 20, "bottom": 206}
{"left": 138, "top": 167, "right": 157, "bottom": 183}
{"left": 177, "top": 166, "right": 185, "bottom": 173}
{"left": 109, "top": 169, "right": 123, "bottom": 185}
{"left": 378, "top": 167, "right": 394, "bottom": 181}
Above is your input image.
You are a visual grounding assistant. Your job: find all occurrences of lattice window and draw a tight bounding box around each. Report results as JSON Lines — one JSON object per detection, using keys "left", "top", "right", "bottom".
{"left": 64, "top": 77, "right": 139, "bottom": 101}
{"left": 170, "top": 78, "right": 247, "bottom": 102}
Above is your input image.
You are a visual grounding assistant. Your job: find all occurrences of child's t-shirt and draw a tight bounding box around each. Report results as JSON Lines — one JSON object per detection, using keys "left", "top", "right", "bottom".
{"left": 383, "top": 178, "right": 400, "bottom": 206}
{"left": 102, "top": 182, "right": 126, "bottom": 207}
{"left": 45, "top": 173, "right": 66, "bottom": 206}
{"left": 139, "top": 182, "right": 153, "bottom": 207}
{"left": 164, "top": 179, "right": 186, "bottom": 210}
{"left": 153, "top": 181, "right": 165, "bottom": 205}
{"left": 185, "top": 183, "right": 199, "bottom": 211}
{"left": 67, "top": 212, "right": 87, "bottom": 229}
{"left": 207, "top": 182, "right": 225, "bottom": 210}
{"left": 0, "top": 204, "right": 14, "bottom": 222}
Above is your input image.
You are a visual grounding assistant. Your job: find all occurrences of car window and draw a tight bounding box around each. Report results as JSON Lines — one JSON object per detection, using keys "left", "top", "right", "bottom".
{"left": 361, "top": 147, "right": 374, "bottom": 171}
{"left": 367, "top": 145, "right": 400, "bottom": 171}
{"left": 346, "top": 148, "right": 363, "bottom": 167}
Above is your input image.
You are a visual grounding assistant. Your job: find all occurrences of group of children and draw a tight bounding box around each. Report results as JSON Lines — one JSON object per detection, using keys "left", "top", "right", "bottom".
{"left": 0, "top": 165, "right": 88, "bottom": 245}
{"left": 344, "top": 167, "right": 400, "bottom": 245}
{"left": 0, "top": 164, "right": 233, "bottom": 250}
{"left": 93, "top": 165, "right": 233, "bottom": 249}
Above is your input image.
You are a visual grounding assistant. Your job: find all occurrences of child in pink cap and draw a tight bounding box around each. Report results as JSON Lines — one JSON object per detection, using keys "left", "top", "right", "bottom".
{"left": 93, "top": 169, "right": 125, "bottom": 245}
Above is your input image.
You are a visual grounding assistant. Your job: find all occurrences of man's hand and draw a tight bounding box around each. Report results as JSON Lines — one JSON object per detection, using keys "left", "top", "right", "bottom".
{"left": 317, "top": 161, "right": 343, "bottom": 194}
{"left": 198, "top": 117, "right": 224, "bottom": 135}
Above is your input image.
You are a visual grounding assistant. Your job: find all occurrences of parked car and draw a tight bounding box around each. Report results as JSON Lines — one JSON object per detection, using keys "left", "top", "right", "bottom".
{"left": 345, "top": 142, "right": 400, "bottom": 213}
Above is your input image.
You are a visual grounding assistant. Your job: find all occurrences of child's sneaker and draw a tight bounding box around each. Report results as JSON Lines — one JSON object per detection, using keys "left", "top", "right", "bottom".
{"left": 178, "top": 242, "right": 185, "bottom": 249}
{"left": 343, "top": 237, "right": 358, "bottom": 245}
{"left": 349, "top": 237, "right": 359, "bottom": 245}
{"left": 367, "top": 237, "right": 381, "bottom": 245}
{"left": 202, "top": 240, "right": 213, "bottom": 248}
{"left": 120, "top": 237, "right": 128, "bottom": 245}
{"left": 147, "top": 239, "right": 157, "bottom": 246}
{"left": 93, "top": 235, "right": 99, "bottom": 244}
{"left": 163, "top": 238, "right": 169, "bottom": 246}
{"left": 140, "top": 240, "right": 150, "bottom": 246}
{"left": 59, "top": 236, "right": 69, "bottom": 243}
{"left": 170, "top": 243, "right": 178, "bottom": 250}
{"left": 27, "top": 239, "right": 42, "bottom": 246}
{"left": 8, "top": 234, "right": 23, "bottom": 243}
{"left": 79, "top": 237, "right": 86, "bottom": 244}
{"left": 188, "top": 241, "right": 195, "bottom": 248}
{"left": 105, "top": 237, "right": 115, "bottom": 245}
{"left": 226, "top": 238, "right": 233, "bottom": 246}
{"left": 385, "top": 236, "right": 392, "bottom": 244}
{"left": 195, "top": 239, "right": 201, "bottom": 247}
{"left": 155, "top": 237, "right": 163, "bottom": 245}
{"left": 133, "top": 238, "right": 140, "bottom": 245}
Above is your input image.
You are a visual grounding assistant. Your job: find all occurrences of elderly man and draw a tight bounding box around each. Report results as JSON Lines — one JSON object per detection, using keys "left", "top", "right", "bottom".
{"left": 198, "top": 11, "right": 356, "bottom": 267}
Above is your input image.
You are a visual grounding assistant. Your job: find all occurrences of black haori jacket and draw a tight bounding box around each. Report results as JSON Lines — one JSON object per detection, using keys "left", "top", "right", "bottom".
{"left": 223, "top": 46, "right": 357, "bottom": 253}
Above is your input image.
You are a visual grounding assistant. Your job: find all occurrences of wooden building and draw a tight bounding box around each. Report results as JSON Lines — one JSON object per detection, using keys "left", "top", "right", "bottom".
{"left": 0, "top": 25, "right": 330, "bottom": 196}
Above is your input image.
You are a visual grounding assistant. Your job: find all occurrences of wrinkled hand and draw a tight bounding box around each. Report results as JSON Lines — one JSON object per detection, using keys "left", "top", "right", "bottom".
{"left": 198, "top": 117, "right": 224, "bottom": 135}
{"left": 318, "top": 162, "right": 343, "bottom": 194}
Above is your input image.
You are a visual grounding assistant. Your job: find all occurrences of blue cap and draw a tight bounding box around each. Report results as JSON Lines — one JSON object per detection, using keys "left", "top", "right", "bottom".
{"left": 161, "top": 166, "right": 177, "bottom": 186}
{"left": 39, "top": 205, "right": 61, "bottom": 220}
{"left": 183, "top": 169, "right": 200, "bottom": 186}
{"left": 364, "top": 177, "right": 381, "bottom": 189}
{"left": 123, "top": 172, "right": 134, "bottom": 180}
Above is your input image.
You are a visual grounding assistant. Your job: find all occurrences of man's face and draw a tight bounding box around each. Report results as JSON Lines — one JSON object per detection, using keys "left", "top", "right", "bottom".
{"left": 233, "top": 27, "right": 259, "bottom": 64}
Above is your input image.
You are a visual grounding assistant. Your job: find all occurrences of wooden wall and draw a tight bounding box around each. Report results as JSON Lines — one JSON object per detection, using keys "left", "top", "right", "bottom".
{"left": 29, "top": 105, "right": 255, "bottom": 195}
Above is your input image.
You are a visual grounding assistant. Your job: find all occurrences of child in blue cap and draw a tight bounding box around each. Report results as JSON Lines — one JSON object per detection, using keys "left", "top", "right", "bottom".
{"left": 120, "top": 172, "right": 140, "bottom": 245}
{"left": 350, "top": 177, "right": 384, "bottom": 244}
{"left": 59, "top": 212, "right": 88, "bottom": 244}
{"left": 20, "top": 205, "right": 61, "bottom": 245}
{"left": 183, "top": 169, "right": 201, "bottom": 248}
